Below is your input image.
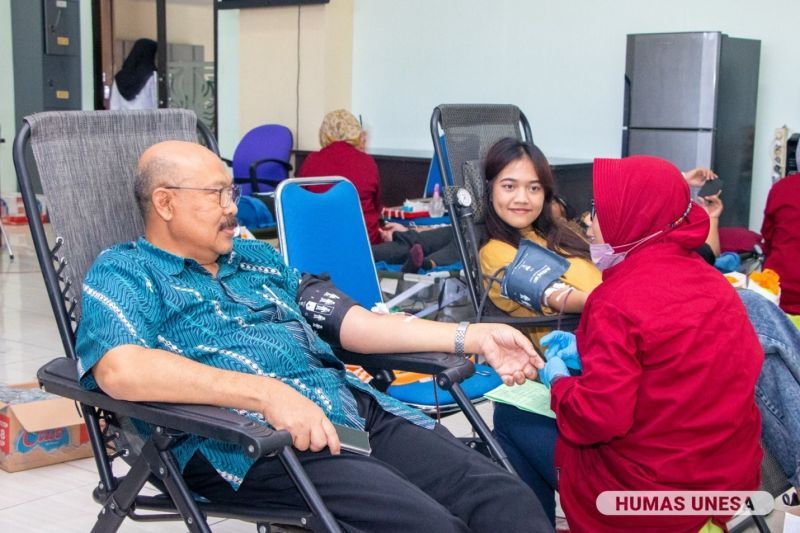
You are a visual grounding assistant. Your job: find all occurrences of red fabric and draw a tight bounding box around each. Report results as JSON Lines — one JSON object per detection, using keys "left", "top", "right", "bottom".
{"left": 761, "top": 173, "right": 800, "bottom": 314}
{"left": 551, "top": 156, "right": 763, "bottom": 532}
{"left": 718, "top": 227, "right": 762, "bottom": 253}
{"left": 297, "top": 141, "right": 384, "bottom": 245}
{"left": 592, "top": 156, "right": 709, "bottom": 252}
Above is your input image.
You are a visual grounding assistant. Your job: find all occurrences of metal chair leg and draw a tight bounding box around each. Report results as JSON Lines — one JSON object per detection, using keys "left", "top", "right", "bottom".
{"left": 0, "top": 218, "right": 13, "bottom": 259}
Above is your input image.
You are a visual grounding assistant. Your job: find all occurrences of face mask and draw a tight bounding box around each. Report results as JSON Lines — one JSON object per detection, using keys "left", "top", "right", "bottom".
{"left": 589, "top": 200, "right": 694, "bottom": 271}
{"left": 590, "top": 242, "right": 626, "bottom": 271}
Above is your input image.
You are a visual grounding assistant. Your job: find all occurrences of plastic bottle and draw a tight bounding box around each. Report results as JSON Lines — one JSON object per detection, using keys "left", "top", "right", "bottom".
{"left": 429, "top": 183, "right": 445, "bottom": 217}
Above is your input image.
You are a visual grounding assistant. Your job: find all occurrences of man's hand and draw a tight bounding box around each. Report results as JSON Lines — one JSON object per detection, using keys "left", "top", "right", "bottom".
{"left": 465, "top": 323, "right": 544, "bottom": 386}
{"left": 683, "top": 167, "right": 718, "bottom": 187}
{"left": 260, "top": 379, "right": 341, "bottom": 454}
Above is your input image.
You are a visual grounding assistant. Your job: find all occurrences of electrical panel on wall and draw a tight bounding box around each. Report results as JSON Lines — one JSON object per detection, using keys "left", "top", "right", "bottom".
{"left": 44, "top": 0, "right": 80, "bottom": 56}
{"left": 11, "top": 0, "right": 82, "bottom": 193}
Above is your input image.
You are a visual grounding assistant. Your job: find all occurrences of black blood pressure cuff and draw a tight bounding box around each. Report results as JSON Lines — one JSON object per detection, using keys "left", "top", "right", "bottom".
{"left": 296, "top": 273, "right": 359, "bottom": 346}
{"left": 500, "top": 239, "right": 570, "bottom": 313}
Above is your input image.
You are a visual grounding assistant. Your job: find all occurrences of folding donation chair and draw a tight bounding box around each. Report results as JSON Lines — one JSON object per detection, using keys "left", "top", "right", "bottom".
{"left": 430, "top": 103, "right": 581, "bottom": 332}
{"left": 14, "top": 109, "right": 339, "bottom": 532}
{"left": 275, "top": 176, "right": 514, "bottom": 472}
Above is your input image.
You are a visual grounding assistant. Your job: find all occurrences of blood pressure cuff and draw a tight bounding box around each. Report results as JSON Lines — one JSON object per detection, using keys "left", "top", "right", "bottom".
{"left": 296, "top": 273, "right": 359, "bottom": 346}
{"left": 500, "top": 239, "right": 570, "bottom": 313}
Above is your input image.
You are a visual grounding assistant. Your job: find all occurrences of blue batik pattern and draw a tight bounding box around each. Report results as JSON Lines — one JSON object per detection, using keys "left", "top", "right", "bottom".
{"left": 76, "top": 237, "right": 434, "bottom": 489}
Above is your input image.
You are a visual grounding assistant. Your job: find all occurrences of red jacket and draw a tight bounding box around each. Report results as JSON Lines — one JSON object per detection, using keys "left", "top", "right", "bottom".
{"left": 761, "top": 173, "right": 800, "bottom": 314}
{"left": 297, "top": 141, "right": 384, "bottom": 245}
{"left": 552, "top": 156, "right": 763, "bottom": 532}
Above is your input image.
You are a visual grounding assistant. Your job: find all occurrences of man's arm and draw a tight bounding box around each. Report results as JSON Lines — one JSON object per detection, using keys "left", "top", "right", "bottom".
{"left": 92, "top": 345, "right": 340, "bottom": 454}
{"left": 338, "top": 306, "right": 544, "bottom": 385}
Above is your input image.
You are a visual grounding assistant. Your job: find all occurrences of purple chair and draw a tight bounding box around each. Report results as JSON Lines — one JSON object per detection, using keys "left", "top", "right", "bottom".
{"left": 225, "top": 124, "right": 293, "bottom": 195}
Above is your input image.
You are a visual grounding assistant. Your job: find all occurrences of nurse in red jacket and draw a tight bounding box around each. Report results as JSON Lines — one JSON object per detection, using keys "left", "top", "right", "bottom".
{"left": 544, "top": 155, "right": 763, "bottom": 532}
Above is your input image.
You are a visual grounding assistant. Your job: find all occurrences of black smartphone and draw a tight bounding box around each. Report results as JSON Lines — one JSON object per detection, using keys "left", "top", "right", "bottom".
{"left": 333, "top": 423, "right": 372, "bottom": 456}
{"left": 697, "top": 178, "right": 723, "bottom": 198}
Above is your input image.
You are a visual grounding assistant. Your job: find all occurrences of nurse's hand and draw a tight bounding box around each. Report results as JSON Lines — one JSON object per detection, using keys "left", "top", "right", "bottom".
{"left": 540, "top": 357, "right": 569, "bottom": 389}
{"left": 540, "top": 330, "right": 582, "bottom": 371}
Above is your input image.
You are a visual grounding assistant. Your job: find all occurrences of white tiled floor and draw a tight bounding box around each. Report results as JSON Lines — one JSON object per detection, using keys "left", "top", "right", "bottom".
{"left": 0, "top": 223, "right": 793, "bottom": 532}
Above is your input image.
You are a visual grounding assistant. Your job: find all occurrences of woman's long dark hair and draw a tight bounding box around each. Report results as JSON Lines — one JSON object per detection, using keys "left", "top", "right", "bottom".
{"left": 483, "top": 138, "right": 590, "bottom": 259}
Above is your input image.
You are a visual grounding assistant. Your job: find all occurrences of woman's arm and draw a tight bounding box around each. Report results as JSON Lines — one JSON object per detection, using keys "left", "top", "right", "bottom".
{"left": 550, "top": 299, "right": 642, "bottom": 445}
{"left": 542, "top": 286, "right": 589, "bottom": 313}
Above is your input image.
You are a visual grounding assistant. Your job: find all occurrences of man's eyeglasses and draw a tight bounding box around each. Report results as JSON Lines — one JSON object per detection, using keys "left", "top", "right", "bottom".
{"left": 163, "top": 184, "right": 241, "bottom": 208}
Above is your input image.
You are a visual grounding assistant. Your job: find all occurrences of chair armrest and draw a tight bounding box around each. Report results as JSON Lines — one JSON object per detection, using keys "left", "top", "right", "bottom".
{"left": 333, "top": 349, "right": 475, "bottom": 383}
{"left": 250, "top": 158, "right": 293, "bottom": 180}
{"left": 477, "top": 313, "right": 581, "bottom": 332}
{"left": 37, "top": 358, "right": 291, "bottom": 459}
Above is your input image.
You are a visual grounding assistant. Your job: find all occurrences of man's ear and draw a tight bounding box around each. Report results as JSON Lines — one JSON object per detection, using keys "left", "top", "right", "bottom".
{"left": 151, "top": 188, "right": 174, "bottom": 221}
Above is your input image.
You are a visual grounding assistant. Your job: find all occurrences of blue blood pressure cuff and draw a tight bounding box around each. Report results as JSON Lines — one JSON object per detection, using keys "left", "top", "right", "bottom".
{"left": 296, "top": 273, "right": 359, "bottom": 346}
{"left": 500, "top": 239, "right": 570, "bottom": 313}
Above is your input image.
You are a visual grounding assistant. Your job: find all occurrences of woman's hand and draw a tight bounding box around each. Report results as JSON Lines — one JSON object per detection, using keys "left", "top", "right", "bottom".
{"left": 540, "top": 330, "right": 582, "bottom": 371}
{"left": 378, "top": 222, "right": 409, "bottom": 242}
{"left": 683, "top": 167, "right": 718, "bottom": 187}
{"left": 700, "top": 192, "right": 723, "bottom": 219}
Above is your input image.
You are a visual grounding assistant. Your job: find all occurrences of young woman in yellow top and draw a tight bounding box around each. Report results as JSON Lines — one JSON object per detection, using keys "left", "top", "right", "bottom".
{"left": 479, "top": 138, "right": 601, "bottom": 318}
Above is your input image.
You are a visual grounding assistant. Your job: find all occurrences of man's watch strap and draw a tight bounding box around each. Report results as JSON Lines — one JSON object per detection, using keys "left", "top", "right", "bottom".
{"left": 454, "top": 321, "right": 469, "bottom": 357}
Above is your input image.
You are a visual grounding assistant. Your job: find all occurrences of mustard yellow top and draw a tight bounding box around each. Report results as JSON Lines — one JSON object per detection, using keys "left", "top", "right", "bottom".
{"left": 479, "top": 229, "right": 601, "bottom": 318}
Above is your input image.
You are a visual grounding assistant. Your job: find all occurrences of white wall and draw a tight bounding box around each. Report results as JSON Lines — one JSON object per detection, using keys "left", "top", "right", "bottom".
{"left": 352, "top": 0, "right": 800, "bottom": 230}
{"left": 0, "top": 0, "right": 16, "bottom": 198}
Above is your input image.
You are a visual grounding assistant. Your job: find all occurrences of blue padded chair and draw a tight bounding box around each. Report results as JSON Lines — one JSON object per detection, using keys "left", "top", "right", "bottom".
{"left": 423, "top": 135, "right": 454, "bottom": 197}
{"left": 226, "top": 124, "right": 293, "bottom": 195}
{"left": 275, "top": 177, "right": 512, "bottom": 469}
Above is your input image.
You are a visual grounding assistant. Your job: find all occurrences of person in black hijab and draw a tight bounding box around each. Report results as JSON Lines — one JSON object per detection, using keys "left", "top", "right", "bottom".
{"left": 110, "top": 38, "right": 158, "bottom": 110}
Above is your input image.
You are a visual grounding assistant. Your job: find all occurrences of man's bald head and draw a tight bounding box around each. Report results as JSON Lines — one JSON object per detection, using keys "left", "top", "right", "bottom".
{"left": 134, "top": 140, "right": 224, "bottom": 218}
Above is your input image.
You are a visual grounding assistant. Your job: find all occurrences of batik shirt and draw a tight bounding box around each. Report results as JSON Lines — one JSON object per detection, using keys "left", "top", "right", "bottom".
{"left": 75, "top": 237, "right": 434, "bottom": 489}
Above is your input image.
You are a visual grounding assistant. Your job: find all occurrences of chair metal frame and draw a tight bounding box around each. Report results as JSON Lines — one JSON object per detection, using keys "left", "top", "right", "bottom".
{"left": 275, "top": 176, "right": 515, "bottom": 472}
{"left": 430, "top": 104, "right": 580, "bottom": 331}
{"left": 13, "top": 110, "right": 339, "bottom": 532}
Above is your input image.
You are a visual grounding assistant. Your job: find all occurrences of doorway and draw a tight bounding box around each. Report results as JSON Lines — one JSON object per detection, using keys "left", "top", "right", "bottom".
{"left": 92, "top": 0, "right": 216, "bottom": 134}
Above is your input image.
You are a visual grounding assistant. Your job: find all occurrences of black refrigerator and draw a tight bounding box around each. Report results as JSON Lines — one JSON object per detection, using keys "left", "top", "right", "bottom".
{"left": 622, "top": 31, "right": 760, "bottom": 227}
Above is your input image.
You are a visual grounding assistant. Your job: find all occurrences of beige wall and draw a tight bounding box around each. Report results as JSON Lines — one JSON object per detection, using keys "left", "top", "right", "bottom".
{"left": 237, "top": 0, "right": 353, "bottom": 151}
{"left": 114, "top": 0, "right": 214, "bottom": 61}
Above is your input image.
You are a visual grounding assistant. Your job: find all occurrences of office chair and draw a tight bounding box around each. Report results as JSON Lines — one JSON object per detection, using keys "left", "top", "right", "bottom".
{"left": 275, "top": 177, "right": 514, "bottom": 471}
{"left": 225, "top": 124, "right": 293, "bottom": 195}
{"left": 14, "top": 109, "right": 339, "bottom": 532}
{"left": 430, "top": 103, "right": 581, "bottom": 332}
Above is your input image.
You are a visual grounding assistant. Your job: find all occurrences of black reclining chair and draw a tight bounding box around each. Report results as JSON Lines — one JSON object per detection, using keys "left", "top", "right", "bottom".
{"left": 430, "top": 104, "right": 580, "bottom": 332}
{"left": 13, "top": 109, "right": 483, "bottom": 531}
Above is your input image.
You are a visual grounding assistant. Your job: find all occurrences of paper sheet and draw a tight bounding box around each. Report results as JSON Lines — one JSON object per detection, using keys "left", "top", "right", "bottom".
{"left": 485, "top": 380, "right": 556, "bottom": 419}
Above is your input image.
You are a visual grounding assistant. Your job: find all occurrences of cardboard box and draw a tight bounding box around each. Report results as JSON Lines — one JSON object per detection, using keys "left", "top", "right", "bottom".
{"left": 784, "top": 507, "right": 800, "bottom": 533}
{"left": 0, "top": 382, "right": 92, "bottom": 472}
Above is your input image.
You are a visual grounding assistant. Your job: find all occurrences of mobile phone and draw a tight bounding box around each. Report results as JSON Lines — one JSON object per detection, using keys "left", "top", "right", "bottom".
{"left": 697, "top": 178, "right": 723, "bottom": 198}
{"left": 332, "top": 423, "right": 372, "bottom": 456}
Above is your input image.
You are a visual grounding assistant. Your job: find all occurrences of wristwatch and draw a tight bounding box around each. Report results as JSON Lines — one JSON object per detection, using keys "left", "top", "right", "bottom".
{"left": 454, "top": 321, "right": 470, "bottom": 357}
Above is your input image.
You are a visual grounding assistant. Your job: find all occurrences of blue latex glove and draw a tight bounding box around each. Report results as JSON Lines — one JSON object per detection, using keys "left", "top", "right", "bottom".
{"left": 714, "top": 252, "right": 741, "bottom": 273}
{"left": 540, "top": 330, "right": 582, "bottom": 371}
{"left": 540, "top": 357, "right": 569, "bottom": 389}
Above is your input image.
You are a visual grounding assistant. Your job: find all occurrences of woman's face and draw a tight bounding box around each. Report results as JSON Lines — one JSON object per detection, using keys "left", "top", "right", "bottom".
{"left": 490, "top": 156, "right": 545, "bottom": 231}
